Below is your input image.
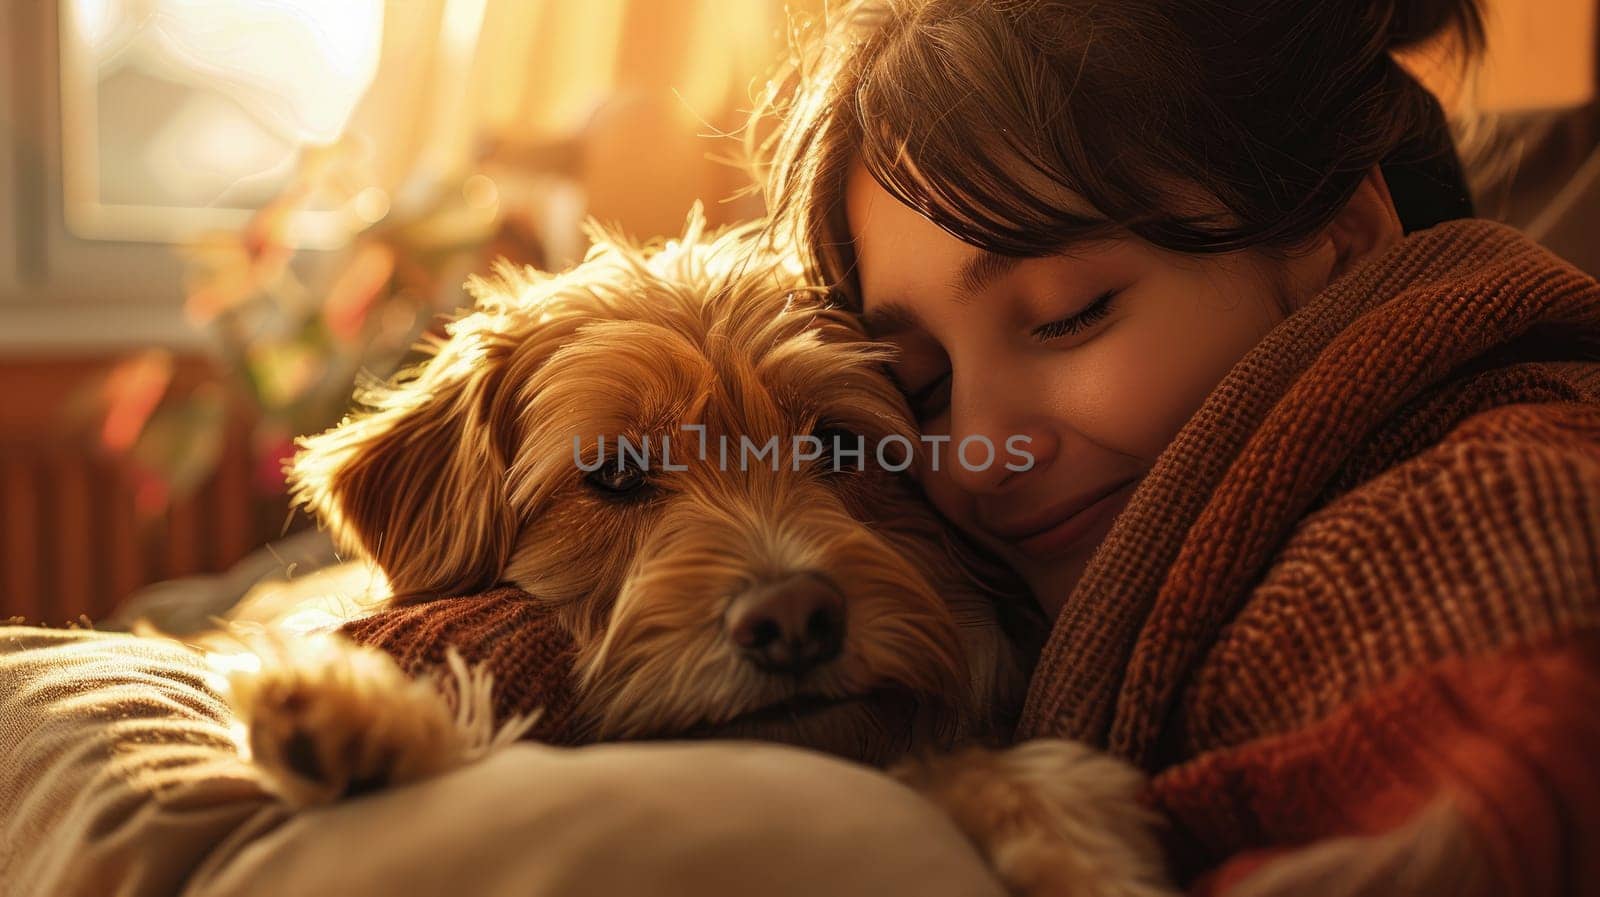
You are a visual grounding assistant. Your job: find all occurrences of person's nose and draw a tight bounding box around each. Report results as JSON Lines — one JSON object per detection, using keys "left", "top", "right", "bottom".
{"left": 938, "top": 366, "right": 1060, "bottom": 495}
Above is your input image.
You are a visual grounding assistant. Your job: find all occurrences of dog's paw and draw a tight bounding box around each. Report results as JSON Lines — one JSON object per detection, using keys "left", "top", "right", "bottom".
{"left": 224, "top": 632, "right": 472, "bottom": 807}
{"left": 893, "top": 739, "right": 1177, "bottom": 897}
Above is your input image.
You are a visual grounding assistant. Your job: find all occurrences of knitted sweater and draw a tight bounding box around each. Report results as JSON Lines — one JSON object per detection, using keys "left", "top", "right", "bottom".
{"left": 341, "top": 590, "right": 585, "bottom": 744}
{"left": 1015, "top": 219, "right": 1600, "bottom": 895}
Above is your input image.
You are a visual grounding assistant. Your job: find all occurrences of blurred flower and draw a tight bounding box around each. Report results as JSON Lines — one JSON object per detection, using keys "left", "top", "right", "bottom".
{"left": 99, "top": 133, "right": 570, "bottom": 516}
{"left": 100, "top": 349, "right": 176, "bottom": 453}
{"left": 254, "top": 426, "right": 299, "bottom": 497}
{"left": 128, "top": 383, "right": 227, "bottom": 499}
{"left": 181, "top": 230, "right": 286, "bottom": 325}
{"left": 181, "top": 140, "right": 354, "bottom": 326}
{"left": 322, "top": 242, "right": 396, "bottom": 344}
{"left": 245, "top": 340, "right": 326, "bottom": 411}
{"left": 132, "top": 470, "right": 172, "bottom": 520}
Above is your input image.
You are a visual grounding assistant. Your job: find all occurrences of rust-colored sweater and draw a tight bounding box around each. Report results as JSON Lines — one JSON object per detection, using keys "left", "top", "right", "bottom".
{"left": 341, "top": 590, "right": 584, "bottom": 743}
{"left": 1016, "top": 219, "right": 1600, "bottom": 895}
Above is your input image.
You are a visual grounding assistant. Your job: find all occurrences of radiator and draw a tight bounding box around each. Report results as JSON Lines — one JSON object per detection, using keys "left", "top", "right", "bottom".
{"left": 0, "top": 357, "right": 288, "bottom": 624}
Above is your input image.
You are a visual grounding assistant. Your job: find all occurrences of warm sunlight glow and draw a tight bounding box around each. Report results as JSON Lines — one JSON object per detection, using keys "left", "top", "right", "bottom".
{"left": 70, "top": 0, "right": 383, "bottom": 144}
{"left": 203, "top": 648, "right": 262, "bottom": 676}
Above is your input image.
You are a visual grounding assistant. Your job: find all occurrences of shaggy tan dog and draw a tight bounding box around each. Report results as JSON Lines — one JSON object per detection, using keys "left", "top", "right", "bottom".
{"left": 227, "top": 210, "right": 1175, "bottom": 897}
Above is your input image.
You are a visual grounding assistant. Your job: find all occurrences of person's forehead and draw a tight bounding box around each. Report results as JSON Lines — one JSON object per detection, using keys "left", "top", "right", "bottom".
{"left": 843, "top": 164, "right": 976, "bottom": 307}
{"left": 843, "top": 150, "right": 1116, "bottom": 281}
{"left": 842, "top": 162, "right": 889, "bottom": 238}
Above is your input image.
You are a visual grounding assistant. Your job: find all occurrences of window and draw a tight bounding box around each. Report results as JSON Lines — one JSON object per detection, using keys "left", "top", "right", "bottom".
{"left": 0, "top": 0, "right": 445, "bottom": 349}
{"left": 59, "top": 0, "right": 385, "bottom": 248}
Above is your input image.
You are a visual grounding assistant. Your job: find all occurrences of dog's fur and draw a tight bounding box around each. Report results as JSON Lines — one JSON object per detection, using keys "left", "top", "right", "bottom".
{"left": 226, "top": 210, "right": 1176, "bottom": 897}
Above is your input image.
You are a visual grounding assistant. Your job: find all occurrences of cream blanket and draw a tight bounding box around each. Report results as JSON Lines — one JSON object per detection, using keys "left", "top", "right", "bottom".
{"left": 0, "top": 626, "right": 1002, "bottom": 897}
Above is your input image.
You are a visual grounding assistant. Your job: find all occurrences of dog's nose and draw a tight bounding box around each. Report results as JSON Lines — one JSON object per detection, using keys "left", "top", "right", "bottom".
{"left": 725, "top": 572, "right": 846, "bottom": 675}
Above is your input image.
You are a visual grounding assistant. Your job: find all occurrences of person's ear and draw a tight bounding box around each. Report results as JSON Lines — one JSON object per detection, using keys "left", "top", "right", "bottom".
{"left": 1326, "top": 166, "right": 1403, "bottom": 280}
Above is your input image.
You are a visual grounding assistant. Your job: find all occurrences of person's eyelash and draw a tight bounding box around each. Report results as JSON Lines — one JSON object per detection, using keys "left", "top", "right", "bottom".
{"left": 1031, "top": 290, "right": 1119, "bottom": 342}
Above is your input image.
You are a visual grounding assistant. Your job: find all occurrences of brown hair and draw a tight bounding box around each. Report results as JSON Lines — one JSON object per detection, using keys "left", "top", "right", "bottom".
{"left": 757, "top": 0, "right": 1485, "bottom": 299}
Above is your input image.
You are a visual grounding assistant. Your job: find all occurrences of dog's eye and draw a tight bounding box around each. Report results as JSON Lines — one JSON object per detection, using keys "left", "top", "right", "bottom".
{"left": 811, "top": 424, "right": 865, "bottom": 474}
{"left": 585, "top": 463, "right": 651, "bottom": 498}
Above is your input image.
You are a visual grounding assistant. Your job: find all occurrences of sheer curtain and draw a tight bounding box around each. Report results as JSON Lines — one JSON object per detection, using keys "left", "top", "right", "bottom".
{"left": 349, "top": 0, "right": 811, "bottom": 260}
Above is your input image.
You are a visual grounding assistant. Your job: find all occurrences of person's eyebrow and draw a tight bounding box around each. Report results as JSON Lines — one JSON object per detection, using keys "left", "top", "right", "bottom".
{"left": 860, "top": 302, "right": 922, "bottom": 338}
{"left": 952, "top": 250, "right": 1024, "bottom": 302}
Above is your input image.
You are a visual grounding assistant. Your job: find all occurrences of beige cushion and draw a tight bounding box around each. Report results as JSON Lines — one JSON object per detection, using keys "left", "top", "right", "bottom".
{"left": 0, "top": 627, "right": 1002, "bottom": 897}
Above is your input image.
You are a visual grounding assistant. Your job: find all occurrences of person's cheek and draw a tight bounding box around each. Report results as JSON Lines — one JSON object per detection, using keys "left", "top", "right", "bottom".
{"left": 917, "top": 460, "right": 987, "bottom": 544}
{"left": 1082, "top": 275, "right": 1276, "bottom": 461}
{"left": 1031, "top": 321, "right": 1186, "bottom": 463}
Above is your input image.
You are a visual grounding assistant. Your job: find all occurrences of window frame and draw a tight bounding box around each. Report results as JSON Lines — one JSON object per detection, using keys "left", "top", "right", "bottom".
{"left": 1, "top": 3, "right": 204, "bottom": 352}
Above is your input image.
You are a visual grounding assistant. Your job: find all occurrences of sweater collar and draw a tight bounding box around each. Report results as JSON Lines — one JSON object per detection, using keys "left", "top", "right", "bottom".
{"left": 1014, "top": 219, "right": 1600, "bottom": 765}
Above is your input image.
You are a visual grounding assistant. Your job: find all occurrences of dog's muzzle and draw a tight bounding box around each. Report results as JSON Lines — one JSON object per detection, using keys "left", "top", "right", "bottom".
{"left": 724, "top": 571, "right": 846, "bottom": 676}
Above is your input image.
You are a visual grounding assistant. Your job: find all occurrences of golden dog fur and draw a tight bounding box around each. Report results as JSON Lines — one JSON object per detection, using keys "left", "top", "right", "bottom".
{"left": 225, "top": 209, "right": 1176, "bottom": 897}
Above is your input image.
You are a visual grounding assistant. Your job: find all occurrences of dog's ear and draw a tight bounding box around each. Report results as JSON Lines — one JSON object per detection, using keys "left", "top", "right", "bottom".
{"left": 289, "top": 314, "right": 522, "bottom": 601}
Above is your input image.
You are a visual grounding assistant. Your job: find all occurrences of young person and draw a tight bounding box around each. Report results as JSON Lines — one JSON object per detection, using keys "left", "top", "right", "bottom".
{"left": 762, "top": 1, "right": 1600, "bottom": 893}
